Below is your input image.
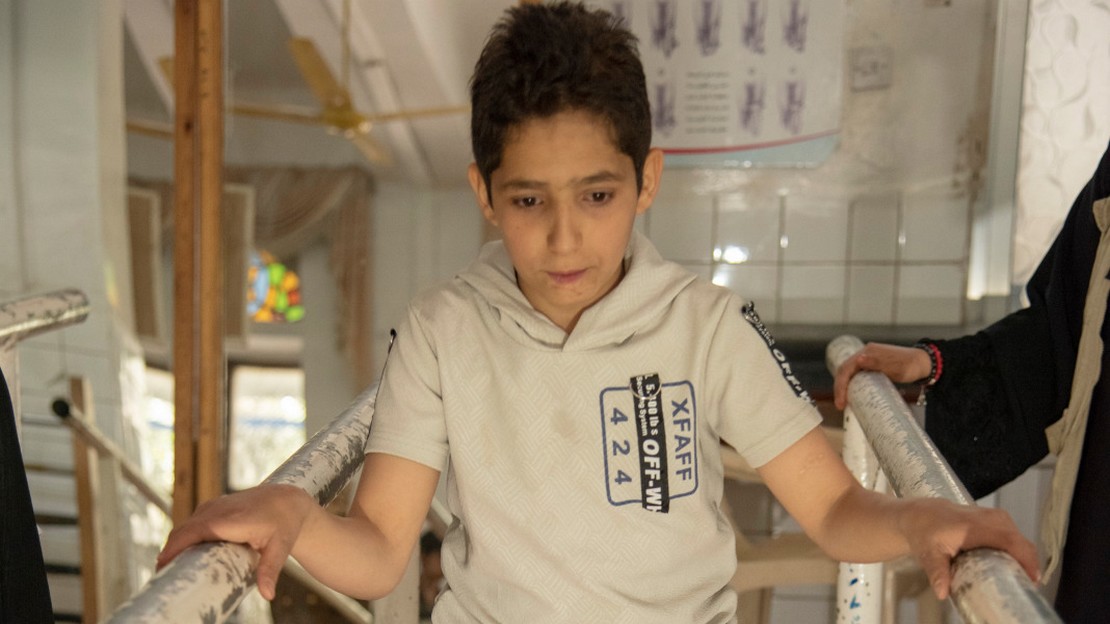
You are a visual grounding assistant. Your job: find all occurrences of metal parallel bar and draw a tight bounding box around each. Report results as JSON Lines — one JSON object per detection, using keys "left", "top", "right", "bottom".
{"left": 0, "top": 289, "right": 90, "bottom": 349}
{"left": 58, "top": 376, "right": 368, "bottom": 621}
{"left": 826, "top": 335, "right": 1062, "bottom": 624}
{"left": 107, "top": 330, "right": 1063, "bottom": 623}
{"left": 106, "top": 383, "right": 379, "bottom": 623}
{"left": 836, "top": 409, "right": 886, "bottom": 623}
{"left": 52, "top": 397, "right": 173, "bottom": 517}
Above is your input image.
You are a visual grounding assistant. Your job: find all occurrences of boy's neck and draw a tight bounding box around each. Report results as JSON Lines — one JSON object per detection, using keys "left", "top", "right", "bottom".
{"left": 515, "top": 258, "right": 629, "bottom": 335}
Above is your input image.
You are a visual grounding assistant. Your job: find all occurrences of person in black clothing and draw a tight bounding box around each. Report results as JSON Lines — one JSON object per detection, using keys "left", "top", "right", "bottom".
{"left": 834, "top": 138, "right": 1110, "bottom": 622}
{"left": 0, "top": 368, "right": 54, "bottom": 623}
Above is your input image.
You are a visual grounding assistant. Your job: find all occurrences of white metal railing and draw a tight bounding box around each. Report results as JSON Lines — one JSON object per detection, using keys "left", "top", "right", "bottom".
{"left": 1, "top": 289, "right": 91, "bottom": 620}
{"left": 57, "top": 378, "right": 370, "bottom": 621}
{"left": 106, "top": 383, "right": 380, "bottom": 623}
{"left": 0, "top": 288, "right": 90, "bottom": 349}
{"left": 53, "top": 392, "right": 173, "bottom": 516}
{"left": 828, "top": 335, "right": 1062, "bottom": 624}
{"left": 0, "top": 289, "right": 90, "bottom": 434}
{"left": 107, "top": 330, "right": 1064, "bottom": 623}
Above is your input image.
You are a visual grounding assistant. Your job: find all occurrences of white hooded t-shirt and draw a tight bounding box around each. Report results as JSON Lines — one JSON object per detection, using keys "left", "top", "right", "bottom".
{"left": 366, "top": 232, "right": 821, "bottom": 623}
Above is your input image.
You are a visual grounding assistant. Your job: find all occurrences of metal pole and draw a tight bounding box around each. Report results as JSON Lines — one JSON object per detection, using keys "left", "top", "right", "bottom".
{"left": 836, "top": 406, "right": 885, "bottom": 624}
{"left": 105, "top": 384, "right": 378, "bottom": 623}
{"left": 827, "top": 335, "right": 1061, "bottom": 624}
{"left": 0, "top": 289, "right": 90, "bottom": 349}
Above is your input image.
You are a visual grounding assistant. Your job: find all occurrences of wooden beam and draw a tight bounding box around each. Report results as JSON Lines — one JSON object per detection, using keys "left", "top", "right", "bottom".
{"left": 68, "top": 377, "right": 146, "bottom": 617}
{"left": 172, "top": 0, "right": 226, "bottom": 527}
{"left": 171, "top": 0, "right": 197, "bottom": 528}
{"left": 195, "top": 0, "right": 226, "bottom": 507}
{"left": 70, "top": 378, "right": 101, "bottom": 622}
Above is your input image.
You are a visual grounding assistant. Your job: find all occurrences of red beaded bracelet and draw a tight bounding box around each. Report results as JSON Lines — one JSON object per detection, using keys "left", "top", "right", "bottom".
{"left": 914, "top": 341, "right": 943, "bottom": 386}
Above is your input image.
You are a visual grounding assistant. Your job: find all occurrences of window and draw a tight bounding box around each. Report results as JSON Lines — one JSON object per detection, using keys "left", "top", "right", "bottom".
{"left": 228, "top": 365, "right": 306, "bottom": 490}
{"left": 141, "top": 367, "right": 175, "bottom": 495}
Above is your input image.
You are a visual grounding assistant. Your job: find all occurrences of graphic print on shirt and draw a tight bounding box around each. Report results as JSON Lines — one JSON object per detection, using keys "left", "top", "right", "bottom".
{"left": 741, "top": 301, "right": 813, "bottom": 402}
{"left": 599, "top": 373, "right": 698, "bottom": 511}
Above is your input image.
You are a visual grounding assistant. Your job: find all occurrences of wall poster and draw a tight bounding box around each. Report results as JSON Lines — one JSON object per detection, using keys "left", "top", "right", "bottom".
{"left": 590, "top": 1, "right": 845, "bottom": 167}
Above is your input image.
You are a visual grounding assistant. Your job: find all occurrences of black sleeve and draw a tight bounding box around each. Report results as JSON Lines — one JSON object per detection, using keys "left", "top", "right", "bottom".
{"left": 921, "top": 139, "right": 1110, "bottom": 498}
{"left": 0, "top": 369, "right": 55, "bottom": 622}
{"left": 923, "top": 304, "right": 1057, "bottom": 498}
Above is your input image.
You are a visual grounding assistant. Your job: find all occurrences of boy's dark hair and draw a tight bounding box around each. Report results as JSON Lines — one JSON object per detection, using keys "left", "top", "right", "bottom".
{"left": 469, "top": 1, "right": 651, "bottom": 191}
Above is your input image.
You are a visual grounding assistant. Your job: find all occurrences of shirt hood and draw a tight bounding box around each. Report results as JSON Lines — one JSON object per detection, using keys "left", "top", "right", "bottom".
{"left": 457, "top": 231, "right": 697, "bottom": 351}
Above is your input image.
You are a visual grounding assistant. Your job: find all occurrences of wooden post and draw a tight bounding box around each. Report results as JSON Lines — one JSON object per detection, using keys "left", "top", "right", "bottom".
{"left": 172, "top": 0, "right": 226, "bottom": 527}
{"left": 70, "top": 378, "right": 102, "bottom": 623}
{"left": 69, "top": 377, "right": 129, "bottom": 620}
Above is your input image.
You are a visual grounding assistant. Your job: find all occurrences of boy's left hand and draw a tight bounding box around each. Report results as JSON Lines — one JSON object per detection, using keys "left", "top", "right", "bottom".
{"left": 899, "top": 498, "right": 1041, "bottom": 599}
{"left": 156, "top": 484, "right": 316, "bottom": 600}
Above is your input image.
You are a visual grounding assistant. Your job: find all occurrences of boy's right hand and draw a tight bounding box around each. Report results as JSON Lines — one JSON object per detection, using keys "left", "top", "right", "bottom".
{"left": 156, "top": 483, "right": 316, "bottom": 601}
{"left": 833, "top": 342, "right": 932, "bottom": 410}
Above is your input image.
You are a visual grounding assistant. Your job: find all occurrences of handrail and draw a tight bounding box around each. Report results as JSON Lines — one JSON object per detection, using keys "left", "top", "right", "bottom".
{"left": 51, "top": 396, "right": 173, "bottom": 516}
{"left": 108, "top": 328, "right": 1061, "bottom": 622}
{"left": 106, "top": 383, "right": 380, "bottom": 623}
{"left": 54, "top": 385, "right": 369, "bottom": 622}
{"left": 0, "top": 289, "right": 90, "bottom": 350}
{"left": 827, "top": 335, "right": 1062, "bottom": 624}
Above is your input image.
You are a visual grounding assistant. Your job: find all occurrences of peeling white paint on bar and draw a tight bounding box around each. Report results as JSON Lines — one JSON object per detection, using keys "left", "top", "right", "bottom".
{"left": 266, "top": 382, "right": 377, "bottom": 502}
{"left": 827, "top": 336, "right": 971, "bottom": 504}
{"left": 950, "top": 549, "right": 1061, "bottom": 623}
{"left": 0, "top": 289, "right": 90, "bottom": 349}
{"left": 107, "top": 333, "right": 1063, "bottom": 623}
{"left": 106, "top": 383, "right": 379, "bottom": 623}
{"left": 1, "top": 289, "right": 91, "bottom": 440}
{"left": 827, "top": 335, "right": 1062, "bottom": 624}
{"left": 836, "top": 409, "right": 885, "bottom": 623}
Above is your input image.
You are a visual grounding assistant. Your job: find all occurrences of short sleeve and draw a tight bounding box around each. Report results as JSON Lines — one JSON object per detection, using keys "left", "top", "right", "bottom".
{"left": 708, "top": 299, "right": 821, "bottom": 468}
{"left": 364, "top": 305, "right": 450, "bottom": 472}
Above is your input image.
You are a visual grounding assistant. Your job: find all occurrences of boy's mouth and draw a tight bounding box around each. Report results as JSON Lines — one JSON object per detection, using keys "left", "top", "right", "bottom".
{"left": 547, "top": 269, "right": 587, "bottom": 285}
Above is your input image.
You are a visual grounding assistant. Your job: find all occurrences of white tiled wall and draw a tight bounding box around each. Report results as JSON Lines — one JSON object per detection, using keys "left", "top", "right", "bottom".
{"left": 641, "top": 176, "right": 972, "bottom": 327}
{"left": 650, "top": 186, "right": 716, "bottom": 263}
{"left": 618, "top": 0, "right": 1004, "bottom": 332}
{"left": 371, "top": 184, "right": 484, "bottom": 370}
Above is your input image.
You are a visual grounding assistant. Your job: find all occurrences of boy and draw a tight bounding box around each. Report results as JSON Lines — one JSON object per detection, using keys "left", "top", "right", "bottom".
{"left": 159, "top": 3, "right": 1039, "bottom": 622}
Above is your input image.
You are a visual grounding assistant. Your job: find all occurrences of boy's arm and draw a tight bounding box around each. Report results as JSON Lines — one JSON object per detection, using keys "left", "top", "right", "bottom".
{"left": 289, "top": 453, "right": 440, "bottom": 598}
{"left": 756, "top": 428, "right": 1040, "bottom": 598}
{"left": 158, "top": 452, "right": 440, "bottom": 602}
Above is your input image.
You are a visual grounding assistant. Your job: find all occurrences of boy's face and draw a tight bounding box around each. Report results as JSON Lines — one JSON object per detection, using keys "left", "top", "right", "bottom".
{"left": 468, "top": 109, "right": 663, "bottom": 333}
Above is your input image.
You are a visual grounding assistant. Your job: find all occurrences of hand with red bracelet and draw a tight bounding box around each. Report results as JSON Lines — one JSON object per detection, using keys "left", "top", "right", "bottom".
{"left": 833, "top": 342, "right": 938, "bottom": 410}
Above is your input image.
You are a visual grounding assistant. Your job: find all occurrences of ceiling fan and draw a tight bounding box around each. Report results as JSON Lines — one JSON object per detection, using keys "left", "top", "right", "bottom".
{"left": 127, "top": 0, "right": 469, "bottom": 166}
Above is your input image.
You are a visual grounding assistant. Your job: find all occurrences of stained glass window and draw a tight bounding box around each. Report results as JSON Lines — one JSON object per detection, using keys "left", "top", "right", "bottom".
{"left": 247, "top": 249, "right": 305, "bottom": 323}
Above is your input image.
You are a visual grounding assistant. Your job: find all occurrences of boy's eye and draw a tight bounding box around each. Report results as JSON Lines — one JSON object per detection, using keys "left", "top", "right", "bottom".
{"left": 585, "top": 191, "right": 613, "bottom": 204}
{"left": 513, "top": 196, "right": 541, "bottom": 208}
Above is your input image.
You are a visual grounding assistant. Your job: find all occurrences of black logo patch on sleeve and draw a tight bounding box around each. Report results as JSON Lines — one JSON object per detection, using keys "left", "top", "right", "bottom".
{"left": 741, "top": 302, "right": 813, "bottom": 403}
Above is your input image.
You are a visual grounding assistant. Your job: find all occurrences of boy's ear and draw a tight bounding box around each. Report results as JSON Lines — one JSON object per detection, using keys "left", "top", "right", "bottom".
{"left": 636, "top": 148, "right": 665, "bottom": 215}
{"left": 467, "top": 163, "right": 498, "bottom": 226}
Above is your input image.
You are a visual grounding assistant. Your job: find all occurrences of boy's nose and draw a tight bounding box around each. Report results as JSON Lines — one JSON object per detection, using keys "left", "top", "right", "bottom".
{"left": 547, "top": 204, "right": 581, "bottom": 253}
